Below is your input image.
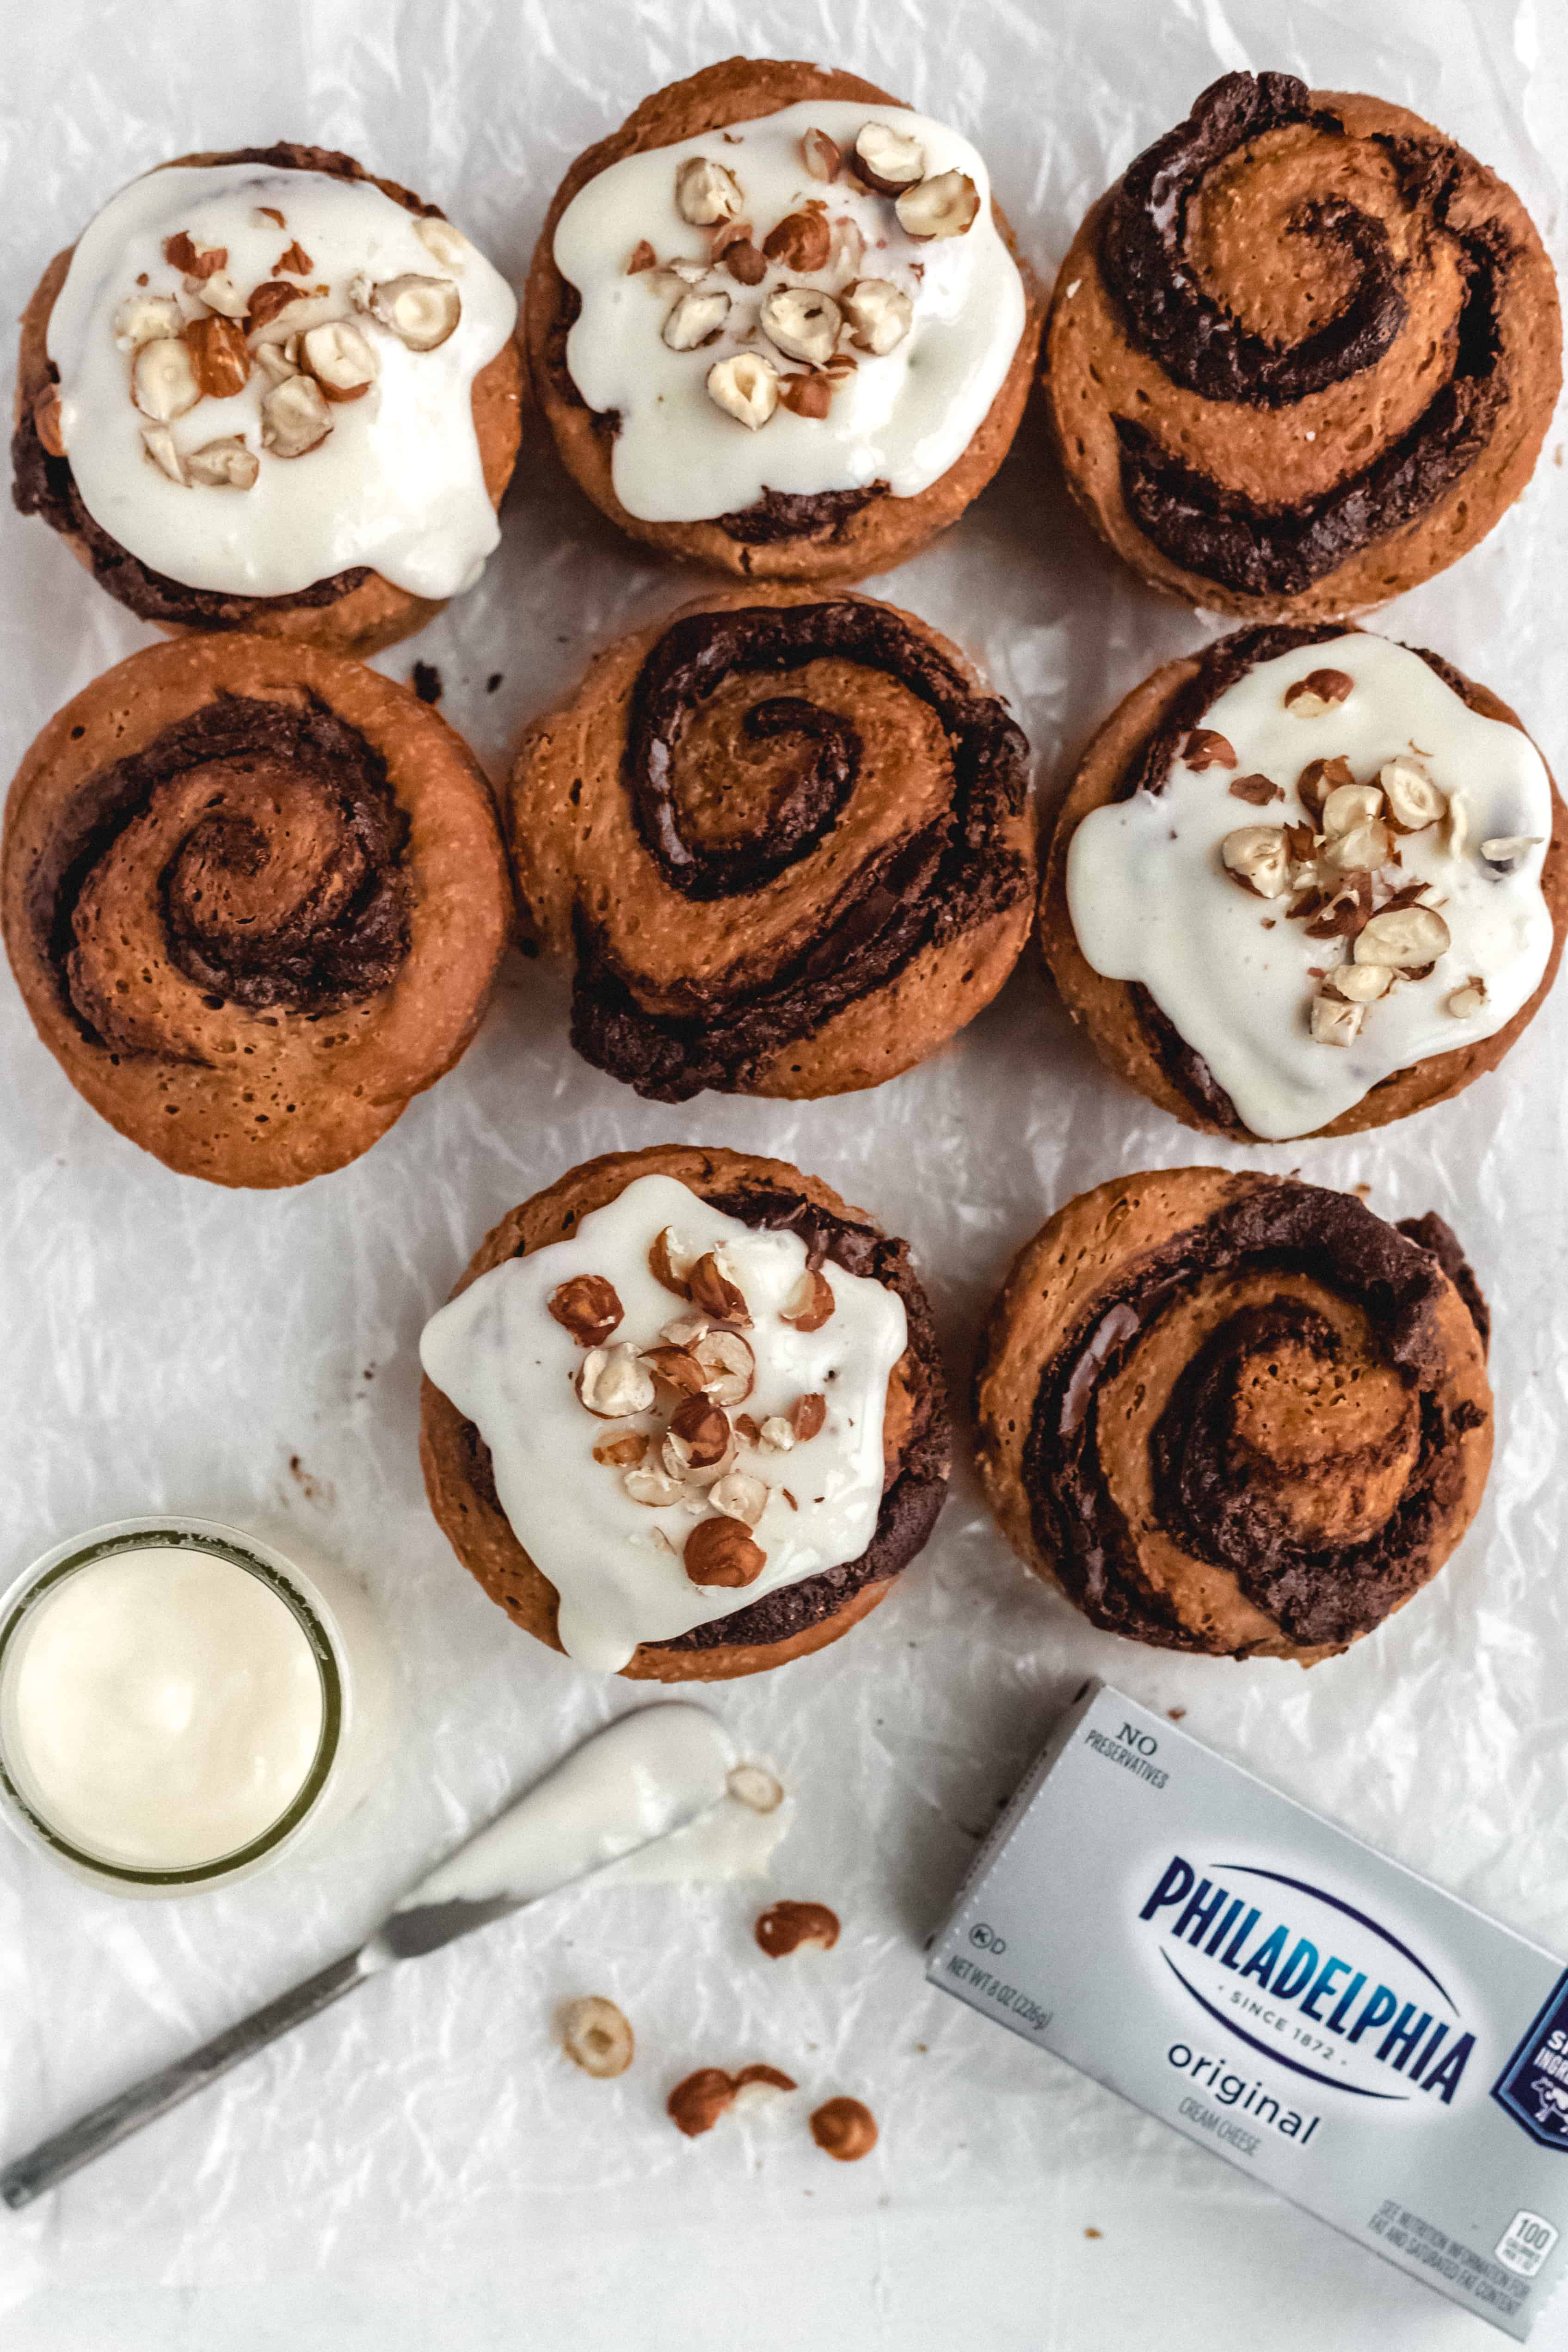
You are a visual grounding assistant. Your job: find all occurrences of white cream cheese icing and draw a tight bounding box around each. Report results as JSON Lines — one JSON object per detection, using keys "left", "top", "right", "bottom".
{"left": 1067, "top": 633, "right": 1558, "bottom": 1140}
{"left": 47, "top": 163, "right": 517, "bottom": 599}
{"left": 418, "top": 1173, "right": 908, "bottom": 1674}
{"left": 552, "top": 100, "right": 1026, "bottom": 523}
{"left": 2, "top": 1545, "right": 324, "bottom": 1870}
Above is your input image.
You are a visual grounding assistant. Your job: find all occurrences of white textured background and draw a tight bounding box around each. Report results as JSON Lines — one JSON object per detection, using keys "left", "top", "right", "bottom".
{"left": 1, "top": 2, "right": 1565, "bottom": 2347}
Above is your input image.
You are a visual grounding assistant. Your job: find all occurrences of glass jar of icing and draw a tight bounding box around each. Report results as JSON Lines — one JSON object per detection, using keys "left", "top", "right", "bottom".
{"left": 0, "top": 1517, "right": 394, "bottom": 1898}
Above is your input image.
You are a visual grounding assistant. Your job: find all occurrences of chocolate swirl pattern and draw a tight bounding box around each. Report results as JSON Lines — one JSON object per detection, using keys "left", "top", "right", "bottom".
{"left": 2, "top": 636, "right": 512, "bottom": 1187}
{"left": 510, "top": 589, "right": 1034, "bottom": 1104}
{"left": 974, "top": 1170, "right": 1493, "bottom": 1662}
{"left": 1045, "top": 72, "right": 1561, "bottom": 619}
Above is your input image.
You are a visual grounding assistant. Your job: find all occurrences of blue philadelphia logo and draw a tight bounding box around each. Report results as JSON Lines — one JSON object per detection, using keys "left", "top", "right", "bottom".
{"left": 1492, "top": 1970, "right": 1568, "bottom": 2151}
{"left": 1139, "top": 1854, "right": 1474, "bottom": 2105}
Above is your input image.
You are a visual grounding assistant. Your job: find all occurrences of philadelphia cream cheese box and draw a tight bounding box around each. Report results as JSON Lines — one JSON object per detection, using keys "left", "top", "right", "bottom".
{"left": 927, "top": 1681, "right": 1568, "bottom": 2338}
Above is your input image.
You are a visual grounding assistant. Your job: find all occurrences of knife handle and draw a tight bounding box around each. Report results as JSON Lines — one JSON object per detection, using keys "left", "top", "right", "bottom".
{"left": 0, "top": 1945, "right": 371, "bottom": 2209}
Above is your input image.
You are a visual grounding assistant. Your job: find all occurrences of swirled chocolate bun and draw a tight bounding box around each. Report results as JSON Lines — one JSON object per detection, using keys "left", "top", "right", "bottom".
{"left": 2, "top": 635, "right": 512, "bottom": 1187}
{"left": 1043, "top": 623, "right": 1567, "bottom": 1142}
{"left": 974, "top": 1169, "right": 1493, "bottom": 1663}
{"left": 418, "top": 1145, "right": 951, "bottom": 1682}
{"left": 510, "top": 586, "right": 1034, "bottom": 1100}
{"left": 13, "top": 143, "right": 524, "bottom": 656}
{"left": 524, "top": 57, "right": 1042, "bottom": 581}
{"left": 1045, "top": 73, "right": 1561, "bottom": 619}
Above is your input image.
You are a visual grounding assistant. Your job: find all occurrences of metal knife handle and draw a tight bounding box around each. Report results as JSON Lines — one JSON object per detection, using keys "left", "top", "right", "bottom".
{"left": 0, "top": 1945, "right": 370, "bottom": 2210}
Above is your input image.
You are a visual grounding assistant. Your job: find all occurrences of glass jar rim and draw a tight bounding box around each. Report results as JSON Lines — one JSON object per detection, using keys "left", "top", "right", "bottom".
{"left": 0, "top": 1516, "right": 344, "bottom": 1887}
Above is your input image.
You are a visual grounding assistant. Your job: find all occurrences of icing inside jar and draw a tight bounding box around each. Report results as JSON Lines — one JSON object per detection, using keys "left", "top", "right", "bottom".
{"left": 552, "top": 100, "right": 1026, "bottom": 524}
{"left": 1067, "top": 633, "right": 1557, "bottom": 1140}
{"left": 47, "top": 164, "right": 517, "bottom": 600}
{"left": 419, "top": 1173, "right": 908, "bottom": 1673}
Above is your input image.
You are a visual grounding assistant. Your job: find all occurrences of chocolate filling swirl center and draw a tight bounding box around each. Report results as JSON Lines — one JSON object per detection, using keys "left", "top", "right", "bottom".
{"left": 31, "top": 694, "right": 411, "bottom": 1056}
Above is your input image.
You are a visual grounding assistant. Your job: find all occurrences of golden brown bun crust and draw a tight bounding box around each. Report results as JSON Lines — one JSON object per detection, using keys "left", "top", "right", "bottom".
{"left": 973, "top": 1167, "right": 1494, "bottom": 1662}
{"left": 14, "top": 149, "right": 525, "bottom": 657}
{"left": 2, "top": 634, "right": 513, "bottom": 1187}
{"left": 509, "top": 582, "right": 1036, "bottom": 1103}
{"left": 419, "top": 1143, "right": 941, "bottom": 1681}
{"left": 523, "top": 56, "right": 1043, "bottom": 583}
{"left": 1039, "top": 628, "right": 1568, "bottom": 1139}
{"left": 1044, "top": 84, "right": 1562, "bottom": 619}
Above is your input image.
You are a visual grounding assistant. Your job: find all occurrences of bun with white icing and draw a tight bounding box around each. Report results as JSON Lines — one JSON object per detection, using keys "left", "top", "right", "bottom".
{"left": 1041, "top": 625, "right": 1568, "bottom": 1142}
{"left": 13, "top": 143, "right": 523, "bottom": 657}
{"left": 523, "top": 57, "right": 1042, "bottom": 581}
{"left": 974, "top": 1168, "right": 1493, "bottom": 1664}
{"left": 509, "top": 583, "right": 1033, "bottom": 1101}
{"left": 1, "top": 634, "right": 513, "bottom": 1186}
{"left": 418, "top": 1146, "right": 951, "bottom": 1681}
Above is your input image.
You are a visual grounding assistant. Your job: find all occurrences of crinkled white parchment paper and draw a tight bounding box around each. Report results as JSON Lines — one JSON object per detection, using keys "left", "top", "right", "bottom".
{"left": 0, "top": 2, "right": 1566, "bottom": 2346}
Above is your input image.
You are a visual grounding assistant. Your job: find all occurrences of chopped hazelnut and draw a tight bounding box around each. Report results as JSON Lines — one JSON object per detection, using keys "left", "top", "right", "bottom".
{"left": 649, "top": 1227, "right": 692, "bottom": 1297}
{"left": 1220, "top": 825, "right": 1291, "bottom": 899}
{"left": 852, "top": 122, "right": 925, "bottom": 195}
{"left": 684, "top": 1515, "right": 765, "bottom": 1587}
{"left": 1327, "top": 962, "right": 1392, "bottom": 1002}
{"left": 1284, "top": 668, "right": 1355, "bottom": 717}
{"left": 593, "top": 1432, "right": 648, "bottom": 1468}
{"left": 763, "top": 210, "right": 832, "bottom": 272}
{"left": 895, "top": 171, "right": 980, "bottom": 239}
{"left": 1445, "top": 976, "right": 1488, "bottom": 1018}
{"left": 1309, "top": 995, "right": 1366, "bottom": 1046}
{"left": 706, "top": 352, "right": 779, "bottom": 428}
{"left": 366, "top": 274, "right": 462, "bottom": 351}
{"left": 662, "top": 287, "right": 731, "bottom": 351}
{"left": 781, "top": 1268, "right": 835, "bottom": 1332}
{"left": 184, "top": 313, "right": 251, "bottom": 400}
{"left": 676, "top": 157, "right": 744, "bottom": 226}
{"left": 727, "top": 1763, "right": 784, "bottom": 1813}
{"left": 1378, "top": 755, "right": 1447, "bottom": 830}
{"left": 777, "top": 372, "right": 832, "bottom": 420}
{"left": 414, "top": 216, "right": 469, "bottom": 271}
{"left": 113, "top": 292, "right": 184, "bottom": 350}
{"left": 809, "top": 2096, "right": 878, "bottom": 2162}
{"left": 575, "top": 1342, "right": 656, "bottom": 1419}
{"left": 790, "top": 1393, "right": 827, "bottom": 1442}
{"left": 758, "top": 1415, "right": 795, "bottom": 1452}
{"left": 548, "top": 1274, "right": 624, "bottom": 1347}
{"left": 1182, "top": 729, "right": 1236, "bottom": 771}
{"left": 802, "top": 128, "right": 842, "bottom": 181}
{"left": 1297, "top": 755, "right": 1355, "bottom": 818}
{"left": 301, "top": 319, "right": 379, "bottom": 401}
{"left": 626, "top": 239, "right": 657, "bottom": 275}
{"left": 132, "top": 337, "right": 201, "bottom": 423}
{"left": 642, "top": 1342, "right": 707, "bottom": 1396}
{"left": 1321, "top": 783, "right": 1385, "bottom": 838}
{"left": 760, "top": 285, "right": 841, "bottom": 368}
{"left": 560, "top": 1996, "right": 633, "bottom": 2078}
{"left": 1228, "top": 774, "right": 1283, "bottom": 806}
{"left": 140, "top": 424, "right": 185, "bottom": 484}
{"left": 687, "top": 1252, "right": 750, "bottom": 1325}
{"left": 624, "top": 1457, "right": 686, "bottom": 1509}
{"left": 692, "top": 1327, "right": 754, "bottom": 1405}
{"left": 163, "top": 231, "right": 226, "bottom": 279}
{"left": 841, "top": 277, "right": 912, "bottom": 356}
{"left": 755, "top": 1900, "right": 840, "bottom": 1958}
{"left": 708, "top": 1469, "right": 768, "bottom": 1527}
{"left": 1480, "top": 835, "right": 1543, "bottom": 867}
{"left": 1354, "top": 904, "right": 1451, "bottom": 967}
{"left": 669, "top": 1395, "right": 732, "bottom": 1470}
{"left": 184, "top": 435, "right": 259, "bottom": 489}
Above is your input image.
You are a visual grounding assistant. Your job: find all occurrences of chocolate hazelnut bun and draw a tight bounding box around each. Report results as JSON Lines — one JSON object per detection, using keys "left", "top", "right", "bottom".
{"left": 13, "top": 143, "right": 524, "bottom": 657}
{"left": 418, "top": 1145, "right": 951, "bottom": 1682}
{"left": 1045, "top": 73, "right": 1561, "bottom": 620}
{"left": 974, "top": 1169, "right": 1493, "bottom": 1663}
{"left": 1, "top": 635, "right": 512, "bottom": 1187}
{"left": 510, "top": 585, "right": 1034, "bottom": 1101}
{"left": 1041, "top": 624, "right": 1567, "bottom": 1142}
{"left": 524, "top": 56, "right": 1042, "bottom": 582}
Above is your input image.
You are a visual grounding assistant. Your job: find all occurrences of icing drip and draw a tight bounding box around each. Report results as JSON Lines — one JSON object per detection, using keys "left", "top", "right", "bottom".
{"left": 1067, "top": 632, "right": 1556, "bottom": 1140}
{"left": 419, "top": 1175, "right": 908, "bottom": 1674}
{"left": 552, "top": 100, "right": 1025, "bottom": 525}
{"left": 45, "top": 163, "right": 517, "bottom": 600}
